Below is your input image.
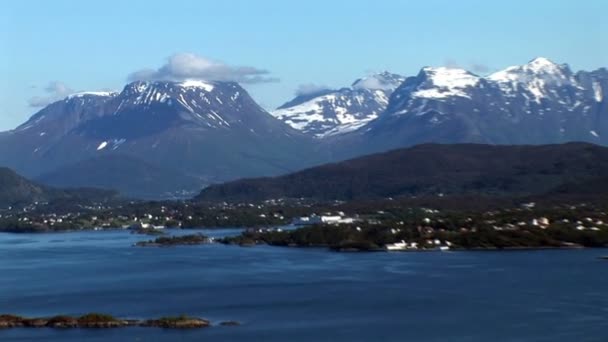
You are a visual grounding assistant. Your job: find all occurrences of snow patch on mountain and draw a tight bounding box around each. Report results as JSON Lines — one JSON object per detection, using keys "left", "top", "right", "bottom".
{"left": 67, "top": 91, "right": 118, "bottom": 99}
{"left": 273, "top": 97, "right": 332, "bottom": 130}
{"left": 178, "top": 80, "right": 215, "bottom": 92}
{"left": 593, "top": 82, "right": 603, "bottom": 102}
{"left": 414, "top": 67, "right": 480, "bottom": 99}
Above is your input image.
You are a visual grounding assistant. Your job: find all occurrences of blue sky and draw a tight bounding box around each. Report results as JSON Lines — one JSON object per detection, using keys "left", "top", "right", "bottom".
{"left": 1, "top": 0, "right": 606, "bottom": 130}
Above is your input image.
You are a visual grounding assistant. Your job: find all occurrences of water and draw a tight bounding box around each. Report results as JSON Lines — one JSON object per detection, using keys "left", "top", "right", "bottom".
{"left": 1, "top": 229, "right": 607, "bottom": 341}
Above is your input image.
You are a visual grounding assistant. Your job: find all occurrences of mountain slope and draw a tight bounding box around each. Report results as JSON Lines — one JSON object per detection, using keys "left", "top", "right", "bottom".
{"left": 0, "top": 80, "right": 327, "bottom": 198}
{"left": 0, "top": 167, "right": 117, "bottom": 207}
{"left": 36, "top": 155, "right": 203, "bottom": 199}
{"left": 196, "top": 143, "right": 608, "bottom": 202}
{"left": 272, "top": 72, "right": 405, "bottom": 137}
{"left": 333, "top": 58, "right": 608, "bottom": 158}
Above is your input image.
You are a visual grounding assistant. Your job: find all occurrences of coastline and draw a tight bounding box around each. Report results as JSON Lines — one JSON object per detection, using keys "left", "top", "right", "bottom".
{"left": 1, "top": 229, "right": 606, "bottom": 253}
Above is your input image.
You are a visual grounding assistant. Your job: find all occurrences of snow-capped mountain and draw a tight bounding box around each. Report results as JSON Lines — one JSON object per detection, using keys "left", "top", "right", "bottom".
{"left": 335, "top": 57, "right": 608, "bottom": 157}
{"left": 0, "top": 80, "right": 324, "bottom": 198}
{"left": 2, "top": 57, "right": 606, "bottom": 198}
{"left": 272, "top": 72, "right": 405, "bottom": 137}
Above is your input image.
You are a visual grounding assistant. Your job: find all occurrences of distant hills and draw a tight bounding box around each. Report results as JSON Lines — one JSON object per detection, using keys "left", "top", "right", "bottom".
{"left": 1, "top": 57, "right": 606, "bottom": 198}
{"left": 0, "top": 167, "right": 118, "bottom": 207}
{"left": 196, "top": 143, "right": 608, "bottom": 202}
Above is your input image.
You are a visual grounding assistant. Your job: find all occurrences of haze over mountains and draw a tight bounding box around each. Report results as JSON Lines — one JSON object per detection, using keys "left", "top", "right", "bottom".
{"left": 0, "top": 167, "right": 117, "bottom": 207}
{"left": 1, "top": 57, "right": 606, "bottom": 198}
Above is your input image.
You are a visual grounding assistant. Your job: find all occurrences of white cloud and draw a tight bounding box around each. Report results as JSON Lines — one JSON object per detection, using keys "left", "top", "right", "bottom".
{"left": 352, "top": 77, "right": 394, "bottom": 91}
{"left": 128, "top": 53, "right": 279, "bottom": 84}
{"left": 470, "top": 63, "right": 490, "bottom": 74}
{"left": 28, "top": 81, "right": 74, "bottom": 107}
{"left": 295, "top": 83, "right": 332, "bottom": 96}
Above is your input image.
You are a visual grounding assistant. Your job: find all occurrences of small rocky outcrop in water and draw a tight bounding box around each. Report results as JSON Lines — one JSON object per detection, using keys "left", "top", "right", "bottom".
{"left": 135, "top": 234, "right": 210, "bottom": 247}
{"left": 0, "top": 313, "right": 225, "bottom": 329}
{"left": 142, "top": 315, "right": 210, "bottom": 328}
{"left": 77, "top": 313, "right": 130, "bottom": 328}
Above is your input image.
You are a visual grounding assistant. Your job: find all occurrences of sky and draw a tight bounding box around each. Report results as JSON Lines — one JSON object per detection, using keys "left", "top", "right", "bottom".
{"left": 0, "top": 0, "right": 606, "bottom": 130}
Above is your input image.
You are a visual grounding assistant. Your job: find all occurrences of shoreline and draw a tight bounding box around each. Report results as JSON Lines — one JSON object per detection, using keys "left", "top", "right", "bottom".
{"left": 0, "top": 227, "right": 244, "bottom": 234}
{"left": 220, "top": 240, "right": 606, "bottom": 253}
{"left": 1, "top": 229, "right": 606, "bottom": 253}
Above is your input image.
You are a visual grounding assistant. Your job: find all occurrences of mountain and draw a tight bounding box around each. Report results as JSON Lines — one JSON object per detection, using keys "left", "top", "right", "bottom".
{"left": 196, "top": 143, "right": 608, "bottom": 202}
{"left": 0, "top": 167, "right": 117, "bottom": 207}
{"left": 0, "top": 80, "right": 326, "bottom": 198}
{"left": 334, "top": 58, "right": 608, "bottom": 157}
{"left": 3, "top": 57, "right": 606, "bottom": 199}
{"left": 272, "top": 72, "right": 405, "bottom": 137}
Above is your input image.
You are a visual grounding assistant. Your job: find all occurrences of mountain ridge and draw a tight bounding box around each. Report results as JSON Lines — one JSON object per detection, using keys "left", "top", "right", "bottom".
{"left": 331, "top": 57, "right": 608, "bottom": 158}
{"left": 196, "top": 142, "right": 608, "bottom": 202}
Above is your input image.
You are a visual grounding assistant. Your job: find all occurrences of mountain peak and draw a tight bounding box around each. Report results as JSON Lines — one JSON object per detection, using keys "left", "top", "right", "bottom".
{"left": 273, "top": 71, "right": 405, "bottom": 138}
{"left": 528, "top": 56, "right": 556, "bottom": 64}
{"left": 351, "top": 71, "right": 405, "bottom": 91}
{"left": 523, "top": 57, "right": 563, "bottom": 74}
{"left": 488, "top": 57, "right": 571, "bottom": 84}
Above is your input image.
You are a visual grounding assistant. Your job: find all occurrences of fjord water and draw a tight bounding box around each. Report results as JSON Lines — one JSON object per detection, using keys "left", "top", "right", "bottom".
{"left": 1, "top": 230, "right": 607, "bottom": 342}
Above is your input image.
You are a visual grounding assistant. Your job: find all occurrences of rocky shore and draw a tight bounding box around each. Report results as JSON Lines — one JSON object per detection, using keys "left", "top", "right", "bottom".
{"left": 0, "top": 313, "right": 238, "bottom": 329}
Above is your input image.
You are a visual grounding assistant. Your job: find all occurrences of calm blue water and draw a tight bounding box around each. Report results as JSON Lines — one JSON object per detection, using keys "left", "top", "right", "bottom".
{"left": 0, "top": 229, "right": 607, "bottom": 341}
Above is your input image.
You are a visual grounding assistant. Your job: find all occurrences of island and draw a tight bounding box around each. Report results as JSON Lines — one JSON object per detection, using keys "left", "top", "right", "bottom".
{"left": 0, "top": 313, "right": 237, "bottom": 329}
{"left": 135, "top": 234, "right": 211, "bottom": 247}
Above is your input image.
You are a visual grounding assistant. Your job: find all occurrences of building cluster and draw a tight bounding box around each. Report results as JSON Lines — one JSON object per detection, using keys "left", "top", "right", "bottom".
{"left": 292, "top": 212, "right": 357, "bottom": 225}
